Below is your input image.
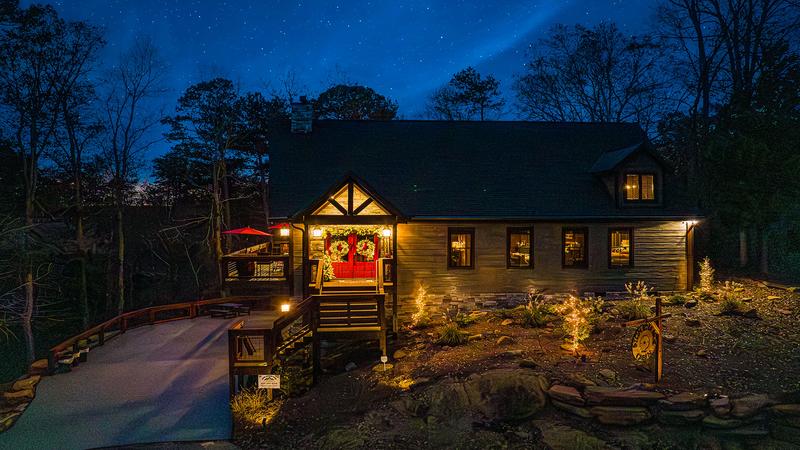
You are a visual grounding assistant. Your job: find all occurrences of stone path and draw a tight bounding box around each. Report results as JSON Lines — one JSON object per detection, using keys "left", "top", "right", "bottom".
{"left": 0, "top": 317, "right": 243, "bottom": 450}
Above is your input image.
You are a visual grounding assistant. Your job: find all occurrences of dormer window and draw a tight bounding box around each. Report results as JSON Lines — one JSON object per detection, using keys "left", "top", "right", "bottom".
{"left": 624, "top": 174, "right": 655, "bottom": 201}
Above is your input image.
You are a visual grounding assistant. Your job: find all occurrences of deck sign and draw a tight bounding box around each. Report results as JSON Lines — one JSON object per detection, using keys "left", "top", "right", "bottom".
{"left": 258, "top": 374, "right": 280, "bottom": 389}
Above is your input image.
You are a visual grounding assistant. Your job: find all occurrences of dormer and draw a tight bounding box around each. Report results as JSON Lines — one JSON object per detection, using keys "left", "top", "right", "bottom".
{"left": 590, "top": 142, "right": 665, "bottom": 208}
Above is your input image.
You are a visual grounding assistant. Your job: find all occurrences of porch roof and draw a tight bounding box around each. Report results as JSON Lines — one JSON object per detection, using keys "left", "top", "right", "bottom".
{"left": 266, "top": 120, "right": 698, "bottom": 220}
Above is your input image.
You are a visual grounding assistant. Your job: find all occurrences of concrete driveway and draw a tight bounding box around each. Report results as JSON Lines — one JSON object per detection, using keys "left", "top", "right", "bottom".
{"left": 0, "top": 317, "right": 241, "bottom": 450}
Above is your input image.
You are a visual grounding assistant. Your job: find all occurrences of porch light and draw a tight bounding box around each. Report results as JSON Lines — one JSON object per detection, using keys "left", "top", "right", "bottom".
{"left": 312, "top": 227, "right": 323, "bottom": 238}
{"left": 279, "top": 227, "right": 290, "bottom": 237}
{"left": 280, "top": 303, "right": 291, "bottom": 313}
{"left": 382, "top": 228, "right": 392, "bottom": 237}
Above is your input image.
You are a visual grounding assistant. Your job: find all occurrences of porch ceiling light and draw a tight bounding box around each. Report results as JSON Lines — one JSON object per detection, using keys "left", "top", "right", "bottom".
{"left": 382, "top": 228, "right": 392, "bottom": 237}
{"left": 280, "top": 303, "right": 291, "bottom": 312}
{"left": 279, "top": 227, "right": 290, "bottom": 237}
{"left": 312, "top": 227, "right": 323, "bottom": 238}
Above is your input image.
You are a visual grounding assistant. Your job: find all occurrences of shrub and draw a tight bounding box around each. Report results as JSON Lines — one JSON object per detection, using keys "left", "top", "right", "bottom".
{"left": 621, "top": 281, "right": 654, "bottom": 320}
{"left": 666, "top": 294, "right": 687, "bottom": 305}
{"left": 699, "top": 257, "right": 715, "bottom": 292}
{"left": 436, "top": 322, "right": 468, "bottom": 346}
{"left": 454, "top": 312, "right": 476, "bottom": 327}
{"left": 720, "top": 296, "right": 744, "bottom": 315}
{"left": 493, "top": 308, "right": 516, "bottom": 320}
{"left": 230, "top": 388, "right": 271, "bottom": 425}
{"left": 520, "top": 301, "right": 551, "bottom": 328}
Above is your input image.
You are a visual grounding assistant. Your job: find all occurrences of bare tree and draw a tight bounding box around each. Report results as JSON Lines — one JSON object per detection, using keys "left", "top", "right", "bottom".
{"left": 100, "top": 37, "right": 164, "bottom": 315}
{"left": 514, "top": 22, "right": 674, "bottom": 133}
{"left": 427, "top": 67, "right": 505, "bottom": 120}
{"left": 0, "top": 5, "right": 103, "bottom": 361}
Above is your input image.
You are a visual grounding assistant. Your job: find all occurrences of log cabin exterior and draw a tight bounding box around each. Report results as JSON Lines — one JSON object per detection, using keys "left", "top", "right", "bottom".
{"left": 236, "top": 102, "right": 700, "bottom": 328}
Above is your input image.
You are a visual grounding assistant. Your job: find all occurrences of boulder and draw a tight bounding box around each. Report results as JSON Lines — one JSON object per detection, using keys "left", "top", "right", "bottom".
{"left": 565, "top": 372, "right": 596, "bottom": 388}
{"left": 425, "top": 369, "right": 549, "bottom": 424}
{"left": 551, "top": 400, "right": 593, "bottom": 418}
{"left": 658, "top": 409, "right": 706, "bottom": 426}
{"left": 702, "top": 415, "right": 744, "bottom": 429}
{"left": 12, "top": 375, "right": 41, "bottom": 392}
{"left": 0, "top": 412, "right": 21, "bottom": 432}
{"left": 712, "top": 424, "right": 770, "bottom": 438}
{"left": 659, "top": 391, "right": 707, "bottom": 411}
{"left": 685, "top": 318, "right": 702, "bottom": 327}
{"left": 584, "top": 386, "right": 665, "bottom": 406}
{"left": 500, "top": 350, "right": 523, "bottom": 357}
{"left": 29, "top": 359, "right": 48, "bottom": 375}
{"left": 519, "top": 359, "right": 538, "bottom": 369}
{"left": 598, "top": 369, "right": 617, "bottom": 383}
{"left": 392, "top": 349, "right": 408, "bottom": 359}
{"left": 496, "top": 336, "right": 514, "bottom": 346}
{"left": 590, "top": 406, "right": 652, "bottom": 426}
{"left": 731, "top": 394, "right": 773, "bottom": 418}
{"left": 767, "top": 295, "right": 781, "bottom": 301}
{"left": 548, "top": 384, "right": 585, "bottom": 406}
{"left": 710, "top": 396, "right": 732, "bottom": 417}
{"left": 684, "top": 299, "right": 698, "bottom": 308}
{"left": 771, "top": 404, "right": 800, "bottom": 417}
{"left": 500, "top": 319, "right": 514, "bottom": 326}
{"left": 743, "top": 308, "right": 760, "bottom": 319}
{"left": 3, "top": 389, "right": 34, "bottom": 403}
{"left": 534, "top": 421, "right": 607, "bottom": 450}
{"left": 344, "top": 362, "right": 357, "bottom": 371}
{"left": 467, "top": 334, "right": 483, "bottom": 342}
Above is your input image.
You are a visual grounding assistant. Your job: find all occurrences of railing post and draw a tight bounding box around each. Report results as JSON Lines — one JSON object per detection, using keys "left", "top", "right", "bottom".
{"left": 377, "top": 294, "right": 387, "bottom": 357}
{"left": 228, "top": 329, "right": 237, "bottom": 398}
{"left": 312, "top": 297, "right": 321, "bottom": 385}
{"left": 122, "top": 317, "right": 127, "bottom": 333}
{"left": 148, "top": 309, "right": 155, "bottom": 324}
{"left": 47, "top": 351, "right": 56, "bottom": 374}
{"left": 98, "top": 329, "right": 105, "bottom": 346}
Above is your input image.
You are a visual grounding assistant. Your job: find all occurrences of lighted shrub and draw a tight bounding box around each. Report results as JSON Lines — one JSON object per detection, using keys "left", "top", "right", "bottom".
{"left": 554, "top": 296, "right": 595, "bottom": 351}
{"left": 230, "top": 388, "right": 271, "bottom": 425}
{"left": 699, "top": 257, "right": 715, "bottom": 292}
{"left": 412, "top": 283, "right": 432, "bottom": 328}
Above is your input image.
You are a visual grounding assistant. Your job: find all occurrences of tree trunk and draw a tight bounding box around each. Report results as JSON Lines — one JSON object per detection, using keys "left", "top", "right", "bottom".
{"left": 257, "top": 151, "right": 270, "bottom": 227}
{"left": 760, "top": 228, "right": 769, "bottom": 275}
{"left": 220, "top": 158, "right": 232, "bottom": 253}
{"left": 116, "top": 205, "right": 126, "bottom": 315}
{"left": 212, "top": 163, "right": 225, "bottom": 292}
{"left": 76, "top": 174, "right": 89, "bottom": 328}
{"left": 738, "top": 229, "right": 748, "bottom": 268}
{"left": 23, "top": 196, "right": 36, "bottom": 364}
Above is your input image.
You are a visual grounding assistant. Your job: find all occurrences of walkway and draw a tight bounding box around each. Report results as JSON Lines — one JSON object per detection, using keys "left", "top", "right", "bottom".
{"left": 0, "top": 315, "right": 265, "bottom": 450}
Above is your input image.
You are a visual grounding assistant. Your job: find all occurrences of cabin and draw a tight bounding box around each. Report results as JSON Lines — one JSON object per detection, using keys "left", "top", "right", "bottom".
{"left": 224, "top": 101, "right": 700, "bottom": 336}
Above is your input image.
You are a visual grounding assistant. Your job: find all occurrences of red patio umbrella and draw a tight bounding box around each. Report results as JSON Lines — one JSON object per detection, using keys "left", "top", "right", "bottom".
{"left": 222, "top": 226, "right": 272, "bottom": 236}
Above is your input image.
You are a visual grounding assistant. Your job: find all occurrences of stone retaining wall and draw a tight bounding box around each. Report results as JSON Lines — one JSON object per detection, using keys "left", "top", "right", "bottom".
{"left": 0, "top": 359, "right": 47, "bottom": 433}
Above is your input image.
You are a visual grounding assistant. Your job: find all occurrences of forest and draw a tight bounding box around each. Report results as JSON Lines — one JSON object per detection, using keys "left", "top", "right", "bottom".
{"left": 1, "top": 0, "right": 799, "bottom": 384}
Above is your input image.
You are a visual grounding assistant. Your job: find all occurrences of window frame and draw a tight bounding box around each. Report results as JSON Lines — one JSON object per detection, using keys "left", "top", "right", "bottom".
{"left": 447, "top": 227, "right": 475, "bottom": 269}
{"left": 506, "top": 226, "right": 533, "bottom": 269}
{"left": 623, "top": 172, "right": 657, "bottom": 203}
{"left": 608, "top": 227, "right": 634, "bottom": 268}
{"left": 562, "top": 227, "right": 589, "bottom": 269}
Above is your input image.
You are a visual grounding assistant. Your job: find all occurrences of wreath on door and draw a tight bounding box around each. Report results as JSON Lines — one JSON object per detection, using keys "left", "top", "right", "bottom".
{"left": 328, "top": 240, "right": 350, "bottom": 261}
{"left": 355, "top": 239, "right": 376, "bottom": 260}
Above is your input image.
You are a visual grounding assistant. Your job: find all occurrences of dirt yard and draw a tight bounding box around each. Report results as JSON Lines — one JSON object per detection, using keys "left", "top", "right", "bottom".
{"left": 233, "top": 278, "right": 800, "bottom": 449}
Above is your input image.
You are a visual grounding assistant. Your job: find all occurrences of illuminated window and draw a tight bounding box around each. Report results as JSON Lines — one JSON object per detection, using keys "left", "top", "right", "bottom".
{"left": 609, "top": 228, "right": 633, "bottom": 267}
{"left": 448, "top": 228, "right": 474, "bottom": 269}
{"left": 624, "top": 174, "right": 655, "bottom": 201}
{"left": 507, "top": 227, "right": 532, "bottom": 268}
{"left": 562, "top": 228, "right": 588, "bottom": 268}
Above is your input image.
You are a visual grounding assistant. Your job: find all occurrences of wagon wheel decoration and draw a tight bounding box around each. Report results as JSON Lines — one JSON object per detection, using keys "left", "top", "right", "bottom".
{"left": 631, "top": 323, "right": 657, "bottom": 361}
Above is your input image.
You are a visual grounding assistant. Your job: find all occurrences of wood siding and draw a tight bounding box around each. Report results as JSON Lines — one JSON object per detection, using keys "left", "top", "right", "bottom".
{"left": 395, "top": 221, "right": 687, "bottom": 319}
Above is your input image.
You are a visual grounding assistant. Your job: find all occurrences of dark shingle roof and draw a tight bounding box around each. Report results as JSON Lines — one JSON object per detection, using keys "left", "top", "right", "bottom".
{"left": 267, "top": 120, "right": 697, "bottom": 219}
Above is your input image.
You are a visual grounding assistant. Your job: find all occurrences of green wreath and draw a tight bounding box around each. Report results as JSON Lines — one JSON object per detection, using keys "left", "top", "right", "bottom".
{"left": 356, "top": 239, "right": 376, "bottom": 260}
{"left": 328, "top": 239, "right": 350, "bottom": 261}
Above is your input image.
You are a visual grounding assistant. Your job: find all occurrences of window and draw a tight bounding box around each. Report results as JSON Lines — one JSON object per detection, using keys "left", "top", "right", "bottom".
{"left": 562, "top": 228, "right": 588, "bottom": 268}
{"left": 608, "top": 228, "right": 633, "bottom": 267}
{"left": 507, "top": 227, "right": 533, "bottom": 268}
{"left": 448, "top": 228, "right": 474, "bottom": 268}
{"left": 624, "top": 174, "right": 656, "bottom": 201}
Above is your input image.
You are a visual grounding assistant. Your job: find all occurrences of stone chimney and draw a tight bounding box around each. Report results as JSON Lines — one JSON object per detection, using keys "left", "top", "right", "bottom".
{"left": 290, "top": 95, "right": 313, "bottom": 133}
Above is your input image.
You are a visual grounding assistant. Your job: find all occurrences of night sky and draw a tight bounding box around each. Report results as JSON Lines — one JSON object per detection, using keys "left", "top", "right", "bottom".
{"left": 36, "top": 0, "right": 658, "bottom": 158}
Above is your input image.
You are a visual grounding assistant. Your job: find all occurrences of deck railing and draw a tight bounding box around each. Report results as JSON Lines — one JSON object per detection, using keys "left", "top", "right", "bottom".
{"left": 228, "top": 296, "right": 315, "bottom": 395}
{"left": 48, "top": 295, "right": 265, "bottom": 372}
{"left": 222, "top": 254, "right": 290, "bottom": 281}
